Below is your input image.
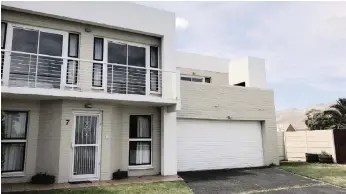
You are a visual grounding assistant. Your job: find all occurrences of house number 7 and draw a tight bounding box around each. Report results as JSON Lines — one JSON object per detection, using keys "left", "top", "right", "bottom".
{"left": 66, "top": 119, "right": 70, "bottom": 125}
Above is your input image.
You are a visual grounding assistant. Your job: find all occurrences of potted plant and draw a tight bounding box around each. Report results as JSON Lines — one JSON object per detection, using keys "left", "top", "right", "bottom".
{"left": 31, "top": 173, "right": 56, "bottom": 184}
{"left": 305, "top": 153, "right": 319, "bottom": 163}
{"left": 318, "top": 151, "right": 333, "bottom": 163}
{"left": 112, "top": 169, "right": 128, "bottom": 180}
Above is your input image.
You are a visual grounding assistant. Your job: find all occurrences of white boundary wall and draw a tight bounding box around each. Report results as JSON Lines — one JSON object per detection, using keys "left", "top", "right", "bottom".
{"left": 277, "top": 132, "right": 285, "bottom": 160}
{"left": 281, "top": 130, "right": 336, "bottom": 162}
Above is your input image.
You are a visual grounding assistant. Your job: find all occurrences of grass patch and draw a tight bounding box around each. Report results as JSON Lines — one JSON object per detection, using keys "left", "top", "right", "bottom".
{"left": 13, "top": 181, "right": 192, "bottom": 194}
{"left": 280, "top": 162, "right": 346, "bottom": 188}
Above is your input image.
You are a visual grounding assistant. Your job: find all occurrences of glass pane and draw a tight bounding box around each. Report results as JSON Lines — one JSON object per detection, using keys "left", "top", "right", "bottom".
{"left": 192, "top": 77, "right": 203, "bottom": 82}
{"left": 181, "top": 76, "right": 191, "bottom": 81}
{"left": 75, "top": 116, "right": 98, "bottom": 145}
{"left": 2, "top": 112, "right": 27, "bottom": 139}
{"left": 12, "top": 28, "right": 39, "bottom": 53}
{"left": 1, "top": 22, "right": 6, "bottom": 49}
{"left": 39, "top": 32, "right": 63, "bottom": 56}
{"left": 205, "top": 77, "right": 211, "bottom": 83}
{"left": 92, "top": 63, "right": 103, "bottom": 87}
{"left": 129, "top": 141, "right": 151, "bottom": 165}
{"left": 73, "top": 146, "right": 95, "bottom": 175}
{"left": 108, "top": 42, "right": 126, "bottom": 64}
{"left": 128, "top": 67, "right": 145, "bottom": 95}
{"left": 36, "top": 56, "right": 62, "bottom": 89}
{"left": 66, "top": 60, "right": 78, "bottom": 84}
{"left": 150, "top": 46, "right": 158, "bottom": 68}
{"left": 128, "top": 45, "right": 145, "bottom": 67}
{"left": 1, "top": 51, "right": 4, "bottom": 78}
{"left": 107, "top": 64, "right": 126, "bottom": 94}
{"left": 9, "top": 53, "right": 37, "bottom": 88}
{"left": 68, "top": 34, "right": 79, "bottom": 57}
{"left": 1, "top": 143, "right": 25, "bottom": 172}
{"left": 129, "top": 115, "right": 151, "bottom": 138}
{"left": 150, "top": 70, "right": 159, "bottom": 92}
{"left": 94, "top": 38, "right": 103, "bottom": 61}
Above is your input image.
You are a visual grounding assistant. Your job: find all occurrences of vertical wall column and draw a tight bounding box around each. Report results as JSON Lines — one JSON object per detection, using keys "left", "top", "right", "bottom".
{"left": 161, "top": 105, "right": 177, "bottom": 176}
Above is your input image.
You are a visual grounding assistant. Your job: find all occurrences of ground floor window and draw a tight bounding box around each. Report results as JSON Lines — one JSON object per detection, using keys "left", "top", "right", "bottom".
{"left": 129, "top": 115, "right": 152, "bottom": 166}
{"left": 1, "top": 111, "right": 28, "bottom": 173}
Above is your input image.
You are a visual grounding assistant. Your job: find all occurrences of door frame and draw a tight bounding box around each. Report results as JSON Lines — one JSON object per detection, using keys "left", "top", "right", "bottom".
{"left": 70, "top": 111, "right": 102, "bottom": 182}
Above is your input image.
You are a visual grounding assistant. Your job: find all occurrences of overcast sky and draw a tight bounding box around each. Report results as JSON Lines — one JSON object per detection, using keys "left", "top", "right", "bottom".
{"left": 138, "top": 1, "right": 346, "bottom": 110}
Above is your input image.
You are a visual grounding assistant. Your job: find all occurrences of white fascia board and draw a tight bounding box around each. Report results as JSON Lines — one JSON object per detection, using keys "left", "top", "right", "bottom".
{"left": 1, "top": 1, "right": 175, "bottom": 36}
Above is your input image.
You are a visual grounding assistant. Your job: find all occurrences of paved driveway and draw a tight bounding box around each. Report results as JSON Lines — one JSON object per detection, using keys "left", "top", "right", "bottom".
{"left": 179, "top": 167, "right": 346, "bottom": 194}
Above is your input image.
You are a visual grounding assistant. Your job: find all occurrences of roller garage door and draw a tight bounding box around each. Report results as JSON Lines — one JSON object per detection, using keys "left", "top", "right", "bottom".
{"left": 177, "top": 119, "right": 264, "bottom": 171}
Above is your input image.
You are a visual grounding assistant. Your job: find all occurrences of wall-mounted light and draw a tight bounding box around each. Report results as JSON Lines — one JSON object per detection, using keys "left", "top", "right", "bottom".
{"left": 85, "top": 27, "right": 92, "bottom": 33}
{"left": 84, "top": 103, "right": 93, "bottom": 108}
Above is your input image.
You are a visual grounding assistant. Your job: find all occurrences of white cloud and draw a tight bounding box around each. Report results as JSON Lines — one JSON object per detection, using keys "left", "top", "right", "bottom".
{"left": 176, "top": 17, "right": 189, "bottom": 31}
{"left": 137, "top": 2, "right": 346, "bottom": 96}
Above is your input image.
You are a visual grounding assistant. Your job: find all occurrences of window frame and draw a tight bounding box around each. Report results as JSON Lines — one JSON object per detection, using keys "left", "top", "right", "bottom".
{"left": 2, "top": 22, "right": 7, "bottom": 49}
{"left": 1, "top": 110, "right": 29, "bottom": 174}
{"left": 128, "top": 115, "right": 153, "bottom": 167}
{"left": 66, "top": 33, "right": 80, "bottom": 86}
{"left": 181, "top": 74, "right": 208, "bottom": 83}
{"left": 149, "top": 46, "right": 161, "bottom": 94}
{"left": 92, "top": 37, "right": 104, "bottom": 88}
{"left": 1, "top": 22, "right": 8, "bottom": 80}
{"left": 3, "top": 22, "right": 69, "bottom": 89}
{"left": 104, "top": 38, "right": 154, "bottom": 95}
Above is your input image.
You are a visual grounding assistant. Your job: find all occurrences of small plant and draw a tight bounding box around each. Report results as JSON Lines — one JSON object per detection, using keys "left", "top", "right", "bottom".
{"left": 31, "top": 173, "right": 55, "bottom": 184}
{"left": 112, "top": 169, "right": 128, "bottom": 180}
{"left": 318, "top": 151, "right": 333, "bottom": 163}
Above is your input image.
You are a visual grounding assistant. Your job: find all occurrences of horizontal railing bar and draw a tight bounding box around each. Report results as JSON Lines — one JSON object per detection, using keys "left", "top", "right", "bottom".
{"left": 2, "top": 49, "right": 175, "bottom": 73}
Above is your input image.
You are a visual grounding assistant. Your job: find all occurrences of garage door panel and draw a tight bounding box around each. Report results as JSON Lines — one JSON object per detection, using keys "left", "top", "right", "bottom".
{"left": 177, "top": 119, "right": 264, "bottom": 171}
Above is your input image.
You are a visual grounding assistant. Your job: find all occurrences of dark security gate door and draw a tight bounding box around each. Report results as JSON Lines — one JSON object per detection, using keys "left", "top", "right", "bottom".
{"left": 333, "top": 129, "right": 346, "bottom": 164}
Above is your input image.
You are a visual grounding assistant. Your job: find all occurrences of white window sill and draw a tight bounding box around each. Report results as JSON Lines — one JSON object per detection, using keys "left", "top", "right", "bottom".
{"left": 128, "top": 165, "right": 153, "bottom": 170}
{"left": 2, "top": 172, "right": 25, "bottom": 178}
{"left": 92, "top": 87, "right": 104, "bottom": 90}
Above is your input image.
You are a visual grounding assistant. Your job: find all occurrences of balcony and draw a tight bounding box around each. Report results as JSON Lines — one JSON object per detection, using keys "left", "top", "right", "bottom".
{"left": 1, "top": 50, "right": 178, "bottom": 105}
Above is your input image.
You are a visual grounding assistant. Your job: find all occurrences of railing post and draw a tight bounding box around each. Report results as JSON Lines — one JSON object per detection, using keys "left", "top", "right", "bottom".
{"left": 145, "top": 68, "right": 150, "bottom": 95}
{"left": 60, "top": 58, "right": 67, "bottom": 90}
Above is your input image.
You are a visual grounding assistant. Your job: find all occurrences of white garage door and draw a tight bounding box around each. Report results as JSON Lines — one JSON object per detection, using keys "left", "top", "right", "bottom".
{"left": 177, "top": 119, "right": 264, "bottom": 171}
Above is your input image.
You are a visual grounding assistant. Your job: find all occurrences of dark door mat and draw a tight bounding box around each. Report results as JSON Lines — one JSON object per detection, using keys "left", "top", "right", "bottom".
{"left": 68, "top": 180, "right": 92, "bottom": 184}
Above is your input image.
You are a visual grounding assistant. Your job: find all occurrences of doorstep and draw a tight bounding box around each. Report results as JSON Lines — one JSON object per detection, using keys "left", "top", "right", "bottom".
{"left": 1, "top": 175, "right": 183, "bottom": 192}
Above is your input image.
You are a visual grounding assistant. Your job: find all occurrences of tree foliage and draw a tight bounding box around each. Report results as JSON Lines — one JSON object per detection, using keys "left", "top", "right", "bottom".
{"left": 305, "top": 98, "right": 346, "bottom": 130}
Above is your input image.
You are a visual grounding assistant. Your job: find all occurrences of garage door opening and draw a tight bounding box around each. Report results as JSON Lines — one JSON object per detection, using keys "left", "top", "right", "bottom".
{"left": 177, "top": 119, "right": 264, "bottom": 172}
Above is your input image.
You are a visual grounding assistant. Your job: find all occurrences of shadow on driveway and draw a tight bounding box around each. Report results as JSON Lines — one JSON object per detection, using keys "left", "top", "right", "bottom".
{"left": 178, "top": 167, "right": 346, "bottom": 194}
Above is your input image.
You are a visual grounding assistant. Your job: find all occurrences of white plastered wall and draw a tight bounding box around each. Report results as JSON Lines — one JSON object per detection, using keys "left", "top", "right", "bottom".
{"left": 229, "top": 57, "right": 267, "bottom": 89}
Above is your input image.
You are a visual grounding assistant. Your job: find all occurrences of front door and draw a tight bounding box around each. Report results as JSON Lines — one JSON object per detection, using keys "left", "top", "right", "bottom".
{"left": 71, "top": 112, "right": 101, "bottom": 181}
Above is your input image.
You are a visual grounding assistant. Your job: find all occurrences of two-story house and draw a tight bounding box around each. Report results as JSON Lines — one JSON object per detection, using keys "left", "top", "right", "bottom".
{"left": 1, "top": 2, "right": 278, "bottom": 184}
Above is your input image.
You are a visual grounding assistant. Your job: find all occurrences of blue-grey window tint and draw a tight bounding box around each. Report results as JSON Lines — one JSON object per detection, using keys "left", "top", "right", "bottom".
{"left": 39, "top": 32, "right": 63, "bottom": 56}
{"left": 12, "top": 28, "right": 38, "bottom": 53}
{"left": 108, "top": 42, "right": 126, "bottom": 64}
{"left": 128, "top": 45, "right": 145, "bottom": 67}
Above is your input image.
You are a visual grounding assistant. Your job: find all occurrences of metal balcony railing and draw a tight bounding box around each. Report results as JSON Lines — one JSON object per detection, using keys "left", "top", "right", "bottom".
{"left": 1, "top": 50, "right": 176, "bottom": 96}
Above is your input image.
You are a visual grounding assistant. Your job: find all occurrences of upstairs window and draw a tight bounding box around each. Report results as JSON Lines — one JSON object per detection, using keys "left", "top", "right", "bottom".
{"left": 180, "top": 75, "right": 211, "bottom": 83}
{"left": 1, "top": 22, "right": 7, "bottom": 79}
{"left": 93, "top": 37, "right": 104, "bottom": 87}
{"left": 66, "top": 33, "right": 79, "bottom": 85}
{"left": 107, "top": 41, "right": 147, "bottom": 95}
{"left": 150, "top": 46, "right": 160, "bottom": 92}
{"left": 9, "top": 26, "right": 64, "bottom": 89}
